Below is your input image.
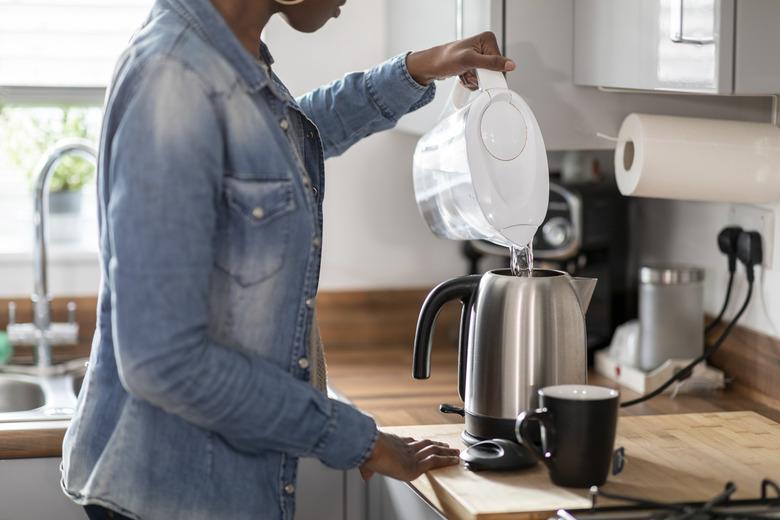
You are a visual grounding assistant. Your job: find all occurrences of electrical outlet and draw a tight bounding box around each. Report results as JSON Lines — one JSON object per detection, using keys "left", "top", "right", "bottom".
{"left": 728, "top": 204, "right": 774, "bottom": 269}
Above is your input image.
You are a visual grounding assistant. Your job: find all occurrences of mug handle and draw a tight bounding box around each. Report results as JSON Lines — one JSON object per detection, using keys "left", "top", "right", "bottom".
{"left": 515, "top": 408, "right": 557, "bottom": 462}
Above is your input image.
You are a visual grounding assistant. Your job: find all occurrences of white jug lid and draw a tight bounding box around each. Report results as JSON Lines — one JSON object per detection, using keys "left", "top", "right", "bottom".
{"left": 480, "top": 97, "right": 527, "bottom": 161}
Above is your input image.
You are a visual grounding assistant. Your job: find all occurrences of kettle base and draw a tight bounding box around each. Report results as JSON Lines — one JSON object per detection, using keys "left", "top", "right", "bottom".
{"left": 465, "top": 412, "right": 518, "bottom": 444}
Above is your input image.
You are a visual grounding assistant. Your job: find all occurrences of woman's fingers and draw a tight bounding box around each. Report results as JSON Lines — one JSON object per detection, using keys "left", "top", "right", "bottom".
{"left": 415, "top": 444, "right": 460, "bottom": 461}
{"left": 408, "top": 438, "right": 450, "bottom": 449}
{"left": 464, "top": 50, "right": 515, "bottom": 72}
{"left": 420, "top": 453, "right": 461, "bottom": 473}
{"left": 408, "top": 439, "right": 436, "bottom": 450}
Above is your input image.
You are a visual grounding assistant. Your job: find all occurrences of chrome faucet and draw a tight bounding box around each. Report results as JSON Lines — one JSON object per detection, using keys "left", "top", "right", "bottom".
{"left": 6, "top": 139, "right": 98, "bottom": 371}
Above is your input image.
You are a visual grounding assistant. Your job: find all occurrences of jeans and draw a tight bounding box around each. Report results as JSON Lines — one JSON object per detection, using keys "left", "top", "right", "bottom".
{"left": 84, "top": 505, "right": 133, "bottom": 520}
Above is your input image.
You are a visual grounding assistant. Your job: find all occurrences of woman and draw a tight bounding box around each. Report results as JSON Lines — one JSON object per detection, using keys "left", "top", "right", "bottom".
{"left": 61, "top": 0, "right": 515, "bottom": 518}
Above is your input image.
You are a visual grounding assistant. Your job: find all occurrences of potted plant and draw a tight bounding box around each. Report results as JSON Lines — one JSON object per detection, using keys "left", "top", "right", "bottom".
{"left": 0, "top": 105, "right": 98, "bottom": 242}
{"left": 46, "top": 151, "right": 95, "bottom": 216}
{"left": 34, "top": 109, "right": 96, "bottom": 218}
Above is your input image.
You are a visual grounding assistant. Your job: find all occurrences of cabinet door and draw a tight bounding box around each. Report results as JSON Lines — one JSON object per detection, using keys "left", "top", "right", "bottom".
{"left": 296, "top": 458, "right": 344, "bottom": 520}
{"left": 0, "top": 458, "right": 85, "bottom": 520}
{"left": 502, "top": 0, "right": 769, "bottom": 150}
{"left": 574, "top": 0, "right": 735, "bottom": 93}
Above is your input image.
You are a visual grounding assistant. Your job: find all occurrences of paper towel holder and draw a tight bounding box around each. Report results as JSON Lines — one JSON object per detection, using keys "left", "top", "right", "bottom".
{"left": 623, "top": 141, "right": 635, "bottom": 171}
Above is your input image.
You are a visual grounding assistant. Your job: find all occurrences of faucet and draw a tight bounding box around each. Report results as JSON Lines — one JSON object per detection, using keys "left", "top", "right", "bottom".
{"left": 6, "top": 139, "right": 98, "bottom": 371}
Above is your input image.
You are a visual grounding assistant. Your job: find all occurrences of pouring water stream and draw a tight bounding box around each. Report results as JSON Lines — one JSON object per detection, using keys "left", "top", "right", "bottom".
{"left": 509, "top": 243, "right": 534, "bottom": 277}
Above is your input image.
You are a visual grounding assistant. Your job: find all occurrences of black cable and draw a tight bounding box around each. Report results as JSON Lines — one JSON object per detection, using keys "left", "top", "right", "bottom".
{"left": 705, "top": 270, "right": 735, "bottom": 336}
{"left": 621, "top": 280, "right": 754, "bottom": 408}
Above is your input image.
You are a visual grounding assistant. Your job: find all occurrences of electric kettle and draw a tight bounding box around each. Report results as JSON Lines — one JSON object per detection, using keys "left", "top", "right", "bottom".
{"left": 413, "top": 269, "right": 597, "bottom": 444}
{"left": 412, "top": 69, "right": 549, "bottom": 247}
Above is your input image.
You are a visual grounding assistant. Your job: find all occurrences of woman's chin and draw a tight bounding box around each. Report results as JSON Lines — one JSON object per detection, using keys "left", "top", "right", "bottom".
{"left": 281, "top": 13, "right": 334, "bottom": 33}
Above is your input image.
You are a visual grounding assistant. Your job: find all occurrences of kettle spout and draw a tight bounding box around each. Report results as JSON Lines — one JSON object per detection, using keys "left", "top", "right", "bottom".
{"left": 572, "top": 277, "right": 597, "bottom": 314}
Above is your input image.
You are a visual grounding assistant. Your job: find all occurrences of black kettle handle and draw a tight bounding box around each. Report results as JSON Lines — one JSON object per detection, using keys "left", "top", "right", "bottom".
{"left": 413, "top": 275, "right": 481, "bottom": 401}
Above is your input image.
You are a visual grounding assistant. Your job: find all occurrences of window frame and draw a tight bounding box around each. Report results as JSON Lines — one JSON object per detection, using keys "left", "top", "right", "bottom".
{"left": 0, "top": 86, "right": 106, "bottom": 107}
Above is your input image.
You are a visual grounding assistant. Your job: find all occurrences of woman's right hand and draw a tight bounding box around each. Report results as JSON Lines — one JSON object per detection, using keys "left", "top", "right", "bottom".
{"left": 359, "top": 432, "right": 460, "bottom": 482}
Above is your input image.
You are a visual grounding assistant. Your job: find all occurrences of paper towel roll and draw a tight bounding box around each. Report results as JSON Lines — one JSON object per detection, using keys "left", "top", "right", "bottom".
{"left": 615, "top": 114, "right": 780, "bottom": 203}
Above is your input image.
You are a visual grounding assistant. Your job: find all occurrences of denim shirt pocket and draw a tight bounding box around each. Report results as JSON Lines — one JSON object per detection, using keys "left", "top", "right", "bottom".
{"left": 216, "top": 176, "right": 297, "bottom": 286}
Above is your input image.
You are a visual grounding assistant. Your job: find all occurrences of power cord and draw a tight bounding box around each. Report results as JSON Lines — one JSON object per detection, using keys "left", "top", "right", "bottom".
{"left": 621, "top": 230, "right": 762, "bottom": 408}
{"left": 705, "top": 227, "right": 741, "bottom": 336}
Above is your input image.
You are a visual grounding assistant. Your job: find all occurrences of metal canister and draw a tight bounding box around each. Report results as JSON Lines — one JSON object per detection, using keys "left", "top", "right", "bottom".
{"left": 638, "top": 266, "right": 705, "bottom": 372}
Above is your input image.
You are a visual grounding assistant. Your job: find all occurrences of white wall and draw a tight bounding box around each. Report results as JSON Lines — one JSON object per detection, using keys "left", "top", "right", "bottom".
{"left": 636, "top": 198, "right": 780, "bottom": 339}
{"left": 264, "top": 2, "right": 465, "bottom": 290}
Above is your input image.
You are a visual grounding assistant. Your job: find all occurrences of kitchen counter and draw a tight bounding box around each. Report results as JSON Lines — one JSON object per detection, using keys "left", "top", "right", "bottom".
{"left": 325, "top": 343, "right": 780, "bottom": 425}
{"left": 327, "top": 344, "right": 780, "bottom": 520}
{"left": 2, "top": 342, "right": 779, "bottom": 460}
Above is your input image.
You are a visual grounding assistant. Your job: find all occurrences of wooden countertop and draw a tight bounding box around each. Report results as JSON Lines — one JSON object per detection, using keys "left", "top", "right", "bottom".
{"left": 326, "top": 343, "right": 780, "bottom": 425}
{"left": 384, "top": 412, "right": 780, "bottom": 520}
{"left": 2, "top": 342, "right": 779, "bottom": 460}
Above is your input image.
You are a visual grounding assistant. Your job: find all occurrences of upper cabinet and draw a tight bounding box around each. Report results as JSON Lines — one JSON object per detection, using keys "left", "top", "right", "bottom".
{"left": 388, "top": 0, "right": 774, "bottom": 149}
{"left": 574, "top": 0, "right": 780, "bottom": 94}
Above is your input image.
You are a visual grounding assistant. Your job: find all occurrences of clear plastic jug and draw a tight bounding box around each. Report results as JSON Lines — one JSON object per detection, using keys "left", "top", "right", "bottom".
{"left": 413, "top": 69, "right": 549, "bottom": 248}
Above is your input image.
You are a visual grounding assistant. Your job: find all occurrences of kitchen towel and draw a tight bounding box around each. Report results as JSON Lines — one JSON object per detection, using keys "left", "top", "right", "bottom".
{"left": 614, "top": 113, "right": 780, "bottom": 204}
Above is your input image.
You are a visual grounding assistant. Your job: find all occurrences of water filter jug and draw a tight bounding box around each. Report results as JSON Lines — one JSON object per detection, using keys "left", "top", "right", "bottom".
{"left": 412, "top": 69, "right": 549, "bottom": 248}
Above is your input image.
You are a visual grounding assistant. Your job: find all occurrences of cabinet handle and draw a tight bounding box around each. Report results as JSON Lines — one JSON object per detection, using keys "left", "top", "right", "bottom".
{"left": 670, "top": 0, "right": 714, "bottom": 45}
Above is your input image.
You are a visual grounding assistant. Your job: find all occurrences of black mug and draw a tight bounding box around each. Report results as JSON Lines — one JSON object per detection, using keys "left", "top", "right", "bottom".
{"left": 515, "top": 384, "right": 619, "bottom": 488}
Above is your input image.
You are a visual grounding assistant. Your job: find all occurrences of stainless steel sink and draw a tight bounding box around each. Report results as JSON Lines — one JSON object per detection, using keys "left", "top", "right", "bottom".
{"left": 0, "top": 377, "right": 46, "bottom": 413}
{"left": 0, "top": 360, "right": 87, "bottom": 422}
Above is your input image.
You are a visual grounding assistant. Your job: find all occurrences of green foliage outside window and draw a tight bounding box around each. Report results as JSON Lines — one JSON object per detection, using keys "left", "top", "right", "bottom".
{"left": 0, "top": 105, "right": 99, "bottom": 192}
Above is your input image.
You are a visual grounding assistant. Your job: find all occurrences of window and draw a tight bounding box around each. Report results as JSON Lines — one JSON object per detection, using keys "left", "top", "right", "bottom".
{"left": 0, "top": 0, "right": 153, "bottom": 255}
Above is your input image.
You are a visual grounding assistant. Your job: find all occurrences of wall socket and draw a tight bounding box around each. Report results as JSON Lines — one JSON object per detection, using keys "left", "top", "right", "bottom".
{"left": 728, "top": 204, "right": 775, "bottom": 269}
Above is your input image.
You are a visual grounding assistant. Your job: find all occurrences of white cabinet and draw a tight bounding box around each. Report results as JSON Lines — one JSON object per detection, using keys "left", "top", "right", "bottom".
{"left": 387, "top": 0, "right": 775, "bottom": 147}
{"left": 574, "top": 0, "right": 780, "bottom": 94}
{"left": 0, "top": 458, "right": 84, "bottom": 520}
{"left": 367, "top": 476, "right": 444, "bottom": 520}
{"left": 501, "top": 0, "right": 771, "bottom": 150}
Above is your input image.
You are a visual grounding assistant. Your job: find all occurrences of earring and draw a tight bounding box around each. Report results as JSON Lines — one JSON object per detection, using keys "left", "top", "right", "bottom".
{"left": 274, "top": 0, "right": 304, "bottom": 4}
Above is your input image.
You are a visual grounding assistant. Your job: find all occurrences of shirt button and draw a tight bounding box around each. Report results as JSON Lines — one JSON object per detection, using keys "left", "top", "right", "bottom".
{"left": 279, "top": 118, "right": 289, "bottom": 131}
{"left": 298, "top": 357, "right": 310, "bottom": 369}
{"left": 284, "top": 483, "right": 295, "bottom": 495}
{"left": 312, "top": 186, "right": 319, "bottom": 197}
{"left": 305, "top": 298, "right": 314, "bottom": 309}
{"left": 313, "top": 236, "right": 322, "bottom": 248}
{"left": 252, "top": 207, "right": 265, "bottom": 219}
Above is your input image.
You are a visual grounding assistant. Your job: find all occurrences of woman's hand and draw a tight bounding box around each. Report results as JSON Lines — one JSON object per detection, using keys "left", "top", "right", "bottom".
{"left": 406, "top": 32, "right": 515, "bottom": 90}
{"left": 359, "top": 432, "right": 460, "bottom": 482}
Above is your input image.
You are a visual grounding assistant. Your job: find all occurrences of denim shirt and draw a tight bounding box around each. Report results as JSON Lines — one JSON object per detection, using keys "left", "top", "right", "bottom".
{"left": 60, "top": 0, "right": 434, "bottom": 518}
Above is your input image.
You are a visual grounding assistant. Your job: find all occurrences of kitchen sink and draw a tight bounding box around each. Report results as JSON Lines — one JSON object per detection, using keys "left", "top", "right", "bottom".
{"left": 0, "top": 361, "right": 87, "bottom": 423}
{"left": 0, "top": 377, "right": 46, "bottom": 413}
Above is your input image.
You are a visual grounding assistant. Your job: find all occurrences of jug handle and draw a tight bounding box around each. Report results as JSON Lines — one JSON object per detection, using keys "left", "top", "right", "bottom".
{"left": 413, "top": 275, "right": 481, "bottom": 402}
{"left": 475, "top": 69, "right": 508, "bottom": 91}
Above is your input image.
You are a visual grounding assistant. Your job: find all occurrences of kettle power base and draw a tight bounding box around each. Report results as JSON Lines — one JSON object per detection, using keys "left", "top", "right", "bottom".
{"left": 594, "top": 351, "right": 726, "bottom": 396}
{"left": 460, "top": 438, "right": 538, "bottom": 472}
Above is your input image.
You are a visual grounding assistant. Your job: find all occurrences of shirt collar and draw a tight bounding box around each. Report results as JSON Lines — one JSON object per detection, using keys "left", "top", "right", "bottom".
{"left": 259, "top": 41, "right": 275, "bottom": 66}
{"left": 159, "top": 0, "right": 271, "bottom": 92}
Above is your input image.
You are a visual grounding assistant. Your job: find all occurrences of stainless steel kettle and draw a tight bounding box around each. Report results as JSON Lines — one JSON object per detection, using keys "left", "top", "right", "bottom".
{"left": 413, "top": 269, "right": 597, "bottom": 443}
